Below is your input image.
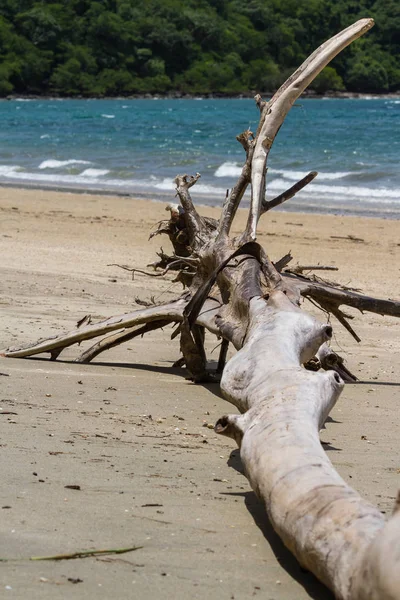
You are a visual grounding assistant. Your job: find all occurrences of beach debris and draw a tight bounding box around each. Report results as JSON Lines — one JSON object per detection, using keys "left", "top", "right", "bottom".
{"left": 64, "top": 485, "right": 81, "bottom": 491}
{"left": 2, "top": 18, "right": 400, "bottom": 600}
{"left": 330, "top": 234, "right": 365, "bottom": 243}
{"left": 76, "top": 314, "right": 92, "bottom": 328}
{"left": 0, "top": 546, "right": 142, "bottom": 562}
{"left": 289, "top": 264, "right": 338, "bottom": 274}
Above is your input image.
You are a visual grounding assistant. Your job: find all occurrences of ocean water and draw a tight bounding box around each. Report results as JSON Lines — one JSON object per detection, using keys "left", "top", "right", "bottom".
{"left": 0, "top": 97, "right": 399, "bottom": 218}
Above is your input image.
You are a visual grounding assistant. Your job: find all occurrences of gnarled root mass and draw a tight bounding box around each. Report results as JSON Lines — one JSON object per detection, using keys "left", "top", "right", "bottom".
{"left": 2, "top": 18, "right": 400, "bottom": 600}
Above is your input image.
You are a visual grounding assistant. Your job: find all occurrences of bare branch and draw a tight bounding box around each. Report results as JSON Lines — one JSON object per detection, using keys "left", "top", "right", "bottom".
{"left": 218, "top": 131, "right": 254, "bottom": 238}
{"left": 1, "top": 296, "right": 223, "bottom": 361}
{"left": 290, "top": 275, "right": 400, "bottom": 319}
{"left": 75, "top": 320, "right": 172, "bottom": 363}
{"left": 242, "top": 18, "right": 374, "bottom": 241}
{"left": 274, "top": 252, "right": 293, "bottom": 272}
{"left": 216, "top": 338, "right": 229, "bottom": 374}
{"left": 289, "top": 265, "right": 339, "bottom": 274}
{"left": 111, "top": 260, "right": 186, "bottom": 280}
{"left": 236, "top": 128, "right": 253, "bottom": 153}
{"left": 280, "top": 272, "right": 400, "bottom": 340}
{"left": 254, "top": 94, "right": 267, "bottom": 112}
{"left": 261, "top": 171, "right": 318, "bottom": 214}
{"left": 1, "top": 299, "right": 190, "bottom": 359}
{"left": 174, "top": 173, "right": 203, "bottom": 246}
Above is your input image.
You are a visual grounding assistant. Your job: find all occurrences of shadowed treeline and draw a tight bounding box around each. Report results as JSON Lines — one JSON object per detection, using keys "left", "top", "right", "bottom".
{"left": 0, "top": 0, "right": 398, "bottom": 97}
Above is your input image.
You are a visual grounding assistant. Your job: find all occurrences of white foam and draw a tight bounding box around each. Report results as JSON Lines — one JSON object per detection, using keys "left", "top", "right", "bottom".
{"left": 80, "top": 168, "right": 109, "bottom": 177}
{"left": 153, "top": 177, "right": 227, "bottom": 196}
{"left": 0, "top": 164, "right": 398, "bottom": 206}
{"left": 214, "top": 162, "right": 242, "bottom": 177}
{"left": 154, "top": 178, "right": 175, "bottom": 191}
{"left": 269, "top": 168, "right": 354, "bottom": 181}
{"left": 38, "top": 159, "right": 92, "bottom": 169}
{"left": 194, "top": 183, "right": 228, "bottom": 196}
{"left": 0, "top": 165, "right": 20, "bottom": 175}
{"left": 101, "top": 114, "right": 115, "bottom": 118}
{"left": 0, "top": 168, "right": 160, "bottom": 190}
{"left": 40, "top": 134, "right": 50, "bottom": 139}
{"left": 266, "top": 178, "right": 400, "bottom": 203}
{"left": 215, "top": 162, "right": 355, "bottom": 181}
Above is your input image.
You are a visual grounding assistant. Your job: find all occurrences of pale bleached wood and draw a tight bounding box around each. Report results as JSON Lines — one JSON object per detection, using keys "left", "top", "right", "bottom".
{"left": 1, "top": 297, "right": 221, "bottom": 360}
{"left": 217, "top": 291, "right": 399, "bottom": 600}
{"left": 75, "top": 320, "right": 172, "bottom": 363}
{"left": 261, "top": 171, "right": 318, "bottom": 214}
{"left": 243, "top": 18, "right": 374, "bottom": 242}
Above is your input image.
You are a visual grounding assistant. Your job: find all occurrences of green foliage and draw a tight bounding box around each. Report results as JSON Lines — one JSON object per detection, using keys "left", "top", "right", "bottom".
{"left": 244, "top": 58, "right": 281, "bottom": 92}
{"left": 0, "top": 0, "right": 397, "bottom": 96}
{"left": 346, "top": 54, "right": 389, "bottom": 92}
{"left": 310, "top": 66, "right": 345, "bottom": 93}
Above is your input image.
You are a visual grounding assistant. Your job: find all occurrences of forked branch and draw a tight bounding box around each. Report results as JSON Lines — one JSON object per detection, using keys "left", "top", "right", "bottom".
{"left": 75, "top": 320, "right": 172, "bottom": 364}
{"left": 174, "top": 173, "right": 204, "bottom": 248}
{"left": 261, "top": 171, "right": 318, "bottom": 214}
{"left": 243, "top": 18, "right": 374, "bottom": 242}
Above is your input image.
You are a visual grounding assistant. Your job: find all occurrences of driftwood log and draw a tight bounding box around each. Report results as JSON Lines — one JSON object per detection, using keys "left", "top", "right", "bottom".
{"left": 2, "top": 19, "right": 400, "bottom": 600}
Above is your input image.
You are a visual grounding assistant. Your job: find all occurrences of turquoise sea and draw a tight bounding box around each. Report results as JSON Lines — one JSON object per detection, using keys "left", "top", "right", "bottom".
{"left": 0, "top": 97, "right": 399, "bottom": 218}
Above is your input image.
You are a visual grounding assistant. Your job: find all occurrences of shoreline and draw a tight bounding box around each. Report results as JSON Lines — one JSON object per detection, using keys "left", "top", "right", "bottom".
{"left": 1, "top": 97, "right": 399, "bottom": 221}
{"left": 0, "top": 181, "right": 399, "bottom": 221}
{"left": 3, "top": 91, "right": 400, "bottom": 101}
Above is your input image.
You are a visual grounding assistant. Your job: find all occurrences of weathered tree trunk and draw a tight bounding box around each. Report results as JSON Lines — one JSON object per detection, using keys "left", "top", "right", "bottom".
{"left": 2, "top": 18, "right": 400, "bottom": 600}
{"left": 216, "top": 292, "right": 400, "bottom": 600}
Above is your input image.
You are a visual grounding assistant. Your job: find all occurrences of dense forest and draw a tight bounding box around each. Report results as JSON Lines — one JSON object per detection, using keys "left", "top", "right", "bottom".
{"left": 0, "top": 0, "right": 399, "bottom": 97}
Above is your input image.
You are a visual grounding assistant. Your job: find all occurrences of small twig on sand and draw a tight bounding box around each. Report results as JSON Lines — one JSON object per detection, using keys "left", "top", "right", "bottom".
{"left": 289, "top": 265, "right": 339, "bottom": 274}
{"left": 0, "top": 546, "right": 143, "bottom": 562}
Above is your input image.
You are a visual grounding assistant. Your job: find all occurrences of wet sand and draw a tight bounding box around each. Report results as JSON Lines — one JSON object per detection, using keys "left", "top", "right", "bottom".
{"left": 0, "top": 187, "right": 399, "bottom": 599}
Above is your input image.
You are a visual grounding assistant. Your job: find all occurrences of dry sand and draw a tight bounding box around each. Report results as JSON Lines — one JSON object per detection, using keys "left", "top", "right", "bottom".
{"left": 0, "top": 187, "right": 399, "bottom": 600}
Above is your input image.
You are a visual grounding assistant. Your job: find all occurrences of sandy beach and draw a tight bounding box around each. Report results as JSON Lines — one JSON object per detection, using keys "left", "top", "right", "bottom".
{"left": 0, "top": 186, "right": 399, "bottom": 600}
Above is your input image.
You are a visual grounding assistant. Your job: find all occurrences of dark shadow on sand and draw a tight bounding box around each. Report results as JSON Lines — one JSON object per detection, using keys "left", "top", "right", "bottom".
{"left": 348, "top": 380, "right": 400, "bottom": 387}
{"left": 225, "top": 449, "right": 335, "bottom": 600}
{"left": 22, "top": 356, "right": 400, "bottom": 388}
{"left": 23, "top": 355, "right": 224, "bottom": 399}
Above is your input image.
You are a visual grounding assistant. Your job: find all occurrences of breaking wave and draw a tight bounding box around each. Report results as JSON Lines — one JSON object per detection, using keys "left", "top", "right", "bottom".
{"left": 39, "top": 159, "right": 92, "bottom": 169}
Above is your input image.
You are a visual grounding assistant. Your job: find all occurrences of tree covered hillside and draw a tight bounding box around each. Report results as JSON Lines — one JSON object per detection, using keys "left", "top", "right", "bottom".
{"left": 0, "top": 0, "right": 399, "bottom": 96}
